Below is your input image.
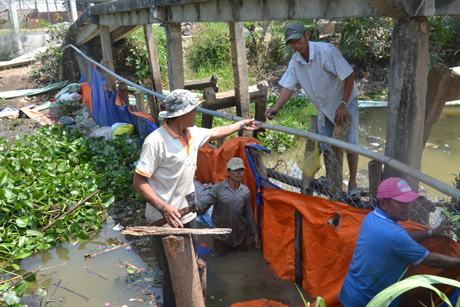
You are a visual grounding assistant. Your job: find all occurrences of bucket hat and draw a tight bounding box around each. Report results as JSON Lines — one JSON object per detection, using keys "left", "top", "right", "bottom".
{"left": 377, "top": 177, "right": 421, "bottom": 202}
{"left": 159, "top": 89, "right": 202, "bottom": 119}
{"left": 284, "top": 23, "right": 306, "bottom": 45}
{"left": 227, "top": 157, "right": 246, "bottom": 170}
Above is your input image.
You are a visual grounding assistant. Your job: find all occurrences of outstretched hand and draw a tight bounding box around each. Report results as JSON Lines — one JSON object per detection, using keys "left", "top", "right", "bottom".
{"left": 241, "top": 118, "right": 260, "bottom": 131}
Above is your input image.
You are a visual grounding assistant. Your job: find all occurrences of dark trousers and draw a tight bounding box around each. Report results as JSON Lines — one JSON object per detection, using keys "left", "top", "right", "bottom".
{"left": 152, "top": 220, "right": 197, "bottom": 307}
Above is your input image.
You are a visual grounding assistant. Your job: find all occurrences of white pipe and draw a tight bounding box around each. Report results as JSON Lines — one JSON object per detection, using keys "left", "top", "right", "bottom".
{"left": 66, "top": 44, "right": 460, "bottom": 200}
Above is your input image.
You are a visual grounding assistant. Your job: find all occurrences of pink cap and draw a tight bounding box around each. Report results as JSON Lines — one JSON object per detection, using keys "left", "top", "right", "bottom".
{"left": 377, "top": 177, "right": 421, "bottom": 202}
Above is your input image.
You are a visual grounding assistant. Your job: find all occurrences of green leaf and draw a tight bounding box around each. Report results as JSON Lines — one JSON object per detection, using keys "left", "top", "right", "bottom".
{"left": 23, "top": 272, "right": 37, "bottom": 282}
{"left": 366, "top": 274, "right": 460, "bottom": 307}
{"left": 101, "top": 194, "right": 115, "bottom": 208}
{"left": 1, "top": 187, "right": 16, "bottom": 200}
{"left": 77, "top": 230, "right": 90, "bottom": 241}
{"left": 13, "top": 282, "right": 27, "bottom": 296}
{"left": 3, "top": 291, "right": 20, "bottom": 305}
{"left": 15, "top": 216, "right": 29, "bottom": 228}
{"left": 26, "top": 230, "right": 43, "bottom": 237}
{"left": 57, "top": 162, "right": 67, "bottom": 173}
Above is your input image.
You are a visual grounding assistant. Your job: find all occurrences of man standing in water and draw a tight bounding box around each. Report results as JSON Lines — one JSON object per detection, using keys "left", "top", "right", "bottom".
{"left": 265, "top": 22, "right": 361, "bottom": 198}
{"left": 197, "top": 157, "right": 262, "bottom": 256}
{"left": 133, "top": 89, "right": 260, "bottom": 306}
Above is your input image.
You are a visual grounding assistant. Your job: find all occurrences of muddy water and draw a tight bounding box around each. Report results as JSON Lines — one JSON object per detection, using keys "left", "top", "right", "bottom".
{"left": 358, "top": 105, "right": 460, "bottom": 198}
{"left": 17, "top": 218, "right": 308, "bottom": 307}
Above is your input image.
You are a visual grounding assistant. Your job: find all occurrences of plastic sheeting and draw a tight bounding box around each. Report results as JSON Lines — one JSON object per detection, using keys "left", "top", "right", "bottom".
{"left": 230, "top": 299, "right": 289, "bottom": 307}
{"left": 262, "top": 188, "right": 460, "bottom": 307}
{"left": 197, "top": 138, "right": 460, "bottom": 307}
{"left": 0, "top": 80, "right": 68, "bottom": 99}
{"left": 82, "top": 66, "right": 157, "bottom": 137}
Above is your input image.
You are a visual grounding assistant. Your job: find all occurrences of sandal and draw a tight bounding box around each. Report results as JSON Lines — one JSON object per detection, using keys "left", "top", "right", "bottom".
{"left": 348, "top": 186, "right": 361, "bottom": 201}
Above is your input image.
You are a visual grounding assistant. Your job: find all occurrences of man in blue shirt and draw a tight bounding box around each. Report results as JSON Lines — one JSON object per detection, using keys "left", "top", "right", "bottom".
{"left": 339, "top": 177, "right": 458, "bottom": 307}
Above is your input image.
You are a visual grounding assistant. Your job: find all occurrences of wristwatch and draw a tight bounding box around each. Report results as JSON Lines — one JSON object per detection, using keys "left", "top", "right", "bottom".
{"left": 340, "top": 100, "right": 347, "bottom": 107}
{"left": 239, "top": 121, "right": 245, "bottom": 130}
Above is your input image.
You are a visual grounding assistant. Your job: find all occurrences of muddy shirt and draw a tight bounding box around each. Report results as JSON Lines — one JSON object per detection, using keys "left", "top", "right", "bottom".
{"left": 339, "top": 208, "right": 429, "bottom": 307}
{"left": 198, "top": 180, "right": 257, "bottom": 246}
{"left": 135, "top": 123, "right": 211, "bottom": 225}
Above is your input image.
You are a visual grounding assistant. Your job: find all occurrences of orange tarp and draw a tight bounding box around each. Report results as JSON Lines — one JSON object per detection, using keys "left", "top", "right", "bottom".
{"left": 197, "top": 138, "right": 460, "bottom": 307}
{"left": 262, "top": 188, "right": 460, "bottom": 307}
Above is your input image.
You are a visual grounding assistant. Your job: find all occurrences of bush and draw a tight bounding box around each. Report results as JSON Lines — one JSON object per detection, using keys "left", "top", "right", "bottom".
{"left": 116, "top": 26, "right": 168, "bottom": 87}
{"left": 339, "top": 17, "right": 393, "bottom": 69}
{"left": 186, "top": 22, "right": 231, "bottom": 71}
{"left": 29, "top": 20, "right": 69, "bottom": 84}
{"left": 429, "top": 16, "right": 460, "bottom": 68}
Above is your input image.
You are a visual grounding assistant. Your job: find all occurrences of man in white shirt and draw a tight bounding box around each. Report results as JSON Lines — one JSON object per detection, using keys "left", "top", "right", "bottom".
{"left": 133, "top": 89, "right": 260, "bottom": 306}
{"left": 265, "top": 23, "right": 360, "bottom": 198}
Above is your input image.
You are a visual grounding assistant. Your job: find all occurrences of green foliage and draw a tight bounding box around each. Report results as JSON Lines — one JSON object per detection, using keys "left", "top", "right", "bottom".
{"left": 186, "top": 23, "right": 231, "bottom": 71}
{"left": 295, "top": 283, "right": 325, "bottom": 307}
{"left": 121, "top": 26, "right": 168, "bottom": 86}
{"left": 0, "top": 126, "right": 140, "bottom": 266}
{"left": 245, "top": 21, "right": 288, "bottom": 71}
{"left": 29, "top": 21, "right": 68, "bottom": 85}
{"left": 58, "top": 98, "right": 82, "bottom": 117}
{"left": 0, "top": 98, "right": 6, "bottom": 110}
{"left": 429, "top": 16, "right": 460, "bottom": 69}
{"left": 257, "top": 95, "right": 315, "bottom": 153}
{"left": 367, "top": 274, "right": 460, "bottom": 307}
{"left": 339, "top": 17, "right": 393, "bottom": 67}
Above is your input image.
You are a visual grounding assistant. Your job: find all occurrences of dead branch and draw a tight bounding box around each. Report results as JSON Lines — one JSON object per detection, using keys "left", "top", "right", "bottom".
{"left": 83, "top": 242, "right": 128, "bottom": 259}
{"left": 41, "top": 190, "right": 100, "bottom": 232}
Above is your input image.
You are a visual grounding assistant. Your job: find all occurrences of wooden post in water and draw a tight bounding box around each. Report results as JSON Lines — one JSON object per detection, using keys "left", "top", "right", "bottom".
{"left": 163, "top": 235, "right": 205, "bottom": 307}
{"left": 368, "top": 160, "right": 383, "bottom": 204}
{"left": 295, "top": 211, "right": 303, "bottom": 285}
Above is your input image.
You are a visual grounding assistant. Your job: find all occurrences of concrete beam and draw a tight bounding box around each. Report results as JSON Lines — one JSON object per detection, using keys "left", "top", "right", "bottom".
{"left": 155, "top": 0, "right": 382, "bottom": 23}
{"left": 72, "top": 23, "right": 99, "bottom": 46}
{"left": 111, "top": 25, "right": 141, "bottom": 43}
{"left": 98, "top": 10, "right": 159, "bottom": 26}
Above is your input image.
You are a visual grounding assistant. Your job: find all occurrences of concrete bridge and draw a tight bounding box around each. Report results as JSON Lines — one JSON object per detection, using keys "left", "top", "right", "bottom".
{"left": 67, "top": 0, "right": 460, "bottom": 189}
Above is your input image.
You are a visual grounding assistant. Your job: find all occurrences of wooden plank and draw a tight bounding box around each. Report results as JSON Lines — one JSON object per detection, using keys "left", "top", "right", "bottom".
{"left": 185, "top": 73, "right": 219, "bottom": 91}
{"left": 229, "top": 22, "right": 250, "bottom": 137}
{"left": 144, "top": 23, "right": 164, "bottom": 121}
{"left": 99, "top": 25, "right": 116, "bottom": 91}
{"left": 163, "top": 235, "right": 205, "bottom": 307}
{"left": 121, "top": 227, "right": 232, "bottom": 236}
{"left": 204, "top": 83, "right": 267, "bottom": 110}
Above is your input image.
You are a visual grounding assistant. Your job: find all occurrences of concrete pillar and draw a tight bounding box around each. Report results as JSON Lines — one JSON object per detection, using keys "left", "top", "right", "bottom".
{"left": 384, "top": 17, "right": 429, "bottom": 190}
{"left": 165, "top": 23, "right": 184, "bottom": 90}
{"left": 70, "top": 0, "right": 78, "bottom": 21}
{"left": 9, "top": 0, "right": 20, "bottom": 34}
{"left": 229, "top": 22, "right": 251, "bottom": 137}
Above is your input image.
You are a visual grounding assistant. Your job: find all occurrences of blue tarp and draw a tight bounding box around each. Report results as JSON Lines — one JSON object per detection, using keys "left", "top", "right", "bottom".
{"left": 85, "top": 66, "right": 158, "bottom": 138}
